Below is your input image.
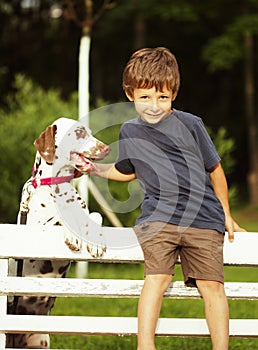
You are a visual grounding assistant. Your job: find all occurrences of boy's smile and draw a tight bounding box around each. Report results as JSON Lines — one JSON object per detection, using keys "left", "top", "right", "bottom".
{"left": 127, "top": 86, "right": 173, "bottom": 124}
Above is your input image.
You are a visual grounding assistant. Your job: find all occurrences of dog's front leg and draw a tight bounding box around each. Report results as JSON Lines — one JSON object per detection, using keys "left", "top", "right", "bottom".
{"left": 86, "top": 212, "right": 107, "bottom": 258}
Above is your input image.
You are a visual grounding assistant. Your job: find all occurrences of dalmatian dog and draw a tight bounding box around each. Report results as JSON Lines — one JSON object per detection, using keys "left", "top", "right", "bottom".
{"left": 6, "top": 117, "right": 110, "bottom": 349}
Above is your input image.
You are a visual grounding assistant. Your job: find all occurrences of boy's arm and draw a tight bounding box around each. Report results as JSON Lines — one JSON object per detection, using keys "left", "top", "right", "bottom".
{"left": 93, "top": 163, "right": 136, "bottom": 182}
{"left": 209, "top": 162, "right": 246, "bottom": 242}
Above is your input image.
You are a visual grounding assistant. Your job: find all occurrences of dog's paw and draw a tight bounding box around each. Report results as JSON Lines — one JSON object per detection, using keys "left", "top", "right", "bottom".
{"left": 86, "top": 212, "right": 106, "bottom": 258}
{"left": 87, "top": 242, "right": 107, "bottom": 258}
{"left": 64, "top": 234, "right": 82, "bottom": 252}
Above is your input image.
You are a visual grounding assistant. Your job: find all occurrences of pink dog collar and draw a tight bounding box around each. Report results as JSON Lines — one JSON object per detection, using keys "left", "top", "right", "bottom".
{"left": 31, "top": 174, "right": 75, "bottom": 189}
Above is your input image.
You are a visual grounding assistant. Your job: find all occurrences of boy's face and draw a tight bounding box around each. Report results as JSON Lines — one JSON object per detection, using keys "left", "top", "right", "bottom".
{"left": 126, "top": 86, "right": 173, "bottom": 124}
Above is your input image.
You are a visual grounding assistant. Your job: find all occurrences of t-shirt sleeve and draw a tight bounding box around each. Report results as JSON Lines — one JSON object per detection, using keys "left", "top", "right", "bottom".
{"left": 192, "top": 118, "right": 221, "bottom": 170}
{"left": 115, "top": 125, "right": 135, "bottom": 175}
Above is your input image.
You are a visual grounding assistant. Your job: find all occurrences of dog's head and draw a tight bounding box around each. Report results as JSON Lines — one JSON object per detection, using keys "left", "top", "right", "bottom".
{"left": 34, "top": 117, "right": 110, "bottom": 172}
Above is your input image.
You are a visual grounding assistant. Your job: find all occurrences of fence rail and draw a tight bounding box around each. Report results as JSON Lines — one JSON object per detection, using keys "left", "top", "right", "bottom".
{"left": 0, "top": 224, "right": 258, "bottom": 349}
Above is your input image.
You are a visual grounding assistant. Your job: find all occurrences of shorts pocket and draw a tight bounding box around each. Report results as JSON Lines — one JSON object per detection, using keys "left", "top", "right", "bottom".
{"left": 134, "top": 221, "right": 165, "bottom": 245}
{"left": 211, "top": 232, "right": 224, "bottom": 263}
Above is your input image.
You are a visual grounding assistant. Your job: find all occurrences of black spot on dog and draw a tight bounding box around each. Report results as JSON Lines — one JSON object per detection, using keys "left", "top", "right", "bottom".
{"left": 27, "top": 296, "right": 38, "bottom": 304}
{"left": 41, "top": 339, "right": 48, "bottom": 347}
{"left": 17, "top": 337, "right": 28, "bottom": 347}
{"left": 46, "top": 217, "right": 54, "bottom": 223}
{"left": 75, "top": 126, "right": 87, "bottom": 139}
{"left": 41, "top": 203, "right": 46, "bottom": 207}
{"left": 66, "top": 198, "right": 75, "bottom": 203}
{"left": 46, "top": 296, "right": 56, "bottom": 309}
{"left": 18, "top": 305, "right": 35, "bottom": 315}
{"left": 40, "top": 260, "right": 54, "bottom": 274}
{"left": 58, "top": 262, "right": 70, "bottom": 276}
{"left": 54, "top": 221, "right": 62, "bottom": 226}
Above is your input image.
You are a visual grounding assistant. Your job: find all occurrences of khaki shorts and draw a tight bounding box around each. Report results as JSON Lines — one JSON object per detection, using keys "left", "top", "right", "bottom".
{"left": 134, "top": 221, "right": 225, "bottom": 286}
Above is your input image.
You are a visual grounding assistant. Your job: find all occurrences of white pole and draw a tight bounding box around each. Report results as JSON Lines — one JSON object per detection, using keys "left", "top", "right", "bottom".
{"left": 78, "top": 33, "right": 90, "bottom": 120}
{"left": 75, "top": 32, "right": 91, "bottom": 278}
{"left": 75, "top": 30, "right": 124, "bottom": 277}
{"left": 77, "top": 32, "right": 90, "bottom": 204}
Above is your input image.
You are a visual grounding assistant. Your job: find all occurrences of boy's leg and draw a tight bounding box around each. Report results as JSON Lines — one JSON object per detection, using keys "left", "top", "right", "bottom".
{"left": 196, "top": 279, "right": 229, "bottom": 350}
{"left": 137, "top": 274, "right": 172, "bottom": 350}
{"left": 180, "top": 228, "right": 227, "bottom": 349}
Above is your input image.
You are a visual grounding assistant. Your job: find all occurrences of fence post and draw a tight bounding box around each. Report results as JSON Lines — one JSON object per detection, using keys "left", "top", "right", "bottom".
{"left": 0, "top": 258, "right": 8, "bottom": 348}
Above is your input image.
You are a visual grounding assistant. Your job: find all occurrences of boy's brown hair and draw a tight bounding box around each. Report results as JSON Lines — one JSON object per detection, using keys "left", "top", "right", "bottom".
{"left": 122, "top": 47, "right": 180, "bottom": 100}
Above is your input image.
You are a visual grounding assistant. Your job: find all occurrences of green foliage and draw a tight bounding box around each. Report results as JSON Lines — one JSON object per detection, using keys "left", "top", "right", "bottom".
{"left": 0, "top": 74, "right": 78, "bottom": 222}
{"left": 202, "top": 35, "right": 243, "bottom": 72}
{"left": 209, "top": 126, "right": 237, "bottom": 204}
{"left": 151, "top": 1, "right": 198, "bottom": 22}
{"left": 215, "top": 128, "right": 237, "bottom": 202}
{"left": 105, "top": 0, "right": 198, "bottom": 22}
{"left": 210, "top": 127, "right": 235, "bottom": 175}
{"left": 203, "top": 13, "right": 258, "bottom": 72}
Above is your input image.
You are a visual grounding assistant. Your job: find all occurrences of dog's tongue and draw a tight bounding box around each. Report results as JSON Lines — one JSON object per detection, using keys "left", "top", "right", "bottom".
{"left": 70, "top": 152, "right": 97, "bottom": 172}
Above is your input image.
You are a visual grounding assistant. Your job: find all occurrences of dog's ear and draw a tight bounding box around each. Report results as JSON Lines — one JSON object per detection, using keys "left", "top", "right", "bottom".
{"left": 34, "top": 125, "right": 57, "bottom": 163}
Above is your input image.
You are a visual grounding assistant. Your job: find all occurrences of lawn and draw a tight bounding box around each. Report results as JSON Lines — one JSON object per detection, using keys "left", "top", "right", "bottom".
{"left": 232, "top": 204, "right": 258, "bottom": 232}
{"left": 51, "top": 205, "right": 258, "bottom": 349}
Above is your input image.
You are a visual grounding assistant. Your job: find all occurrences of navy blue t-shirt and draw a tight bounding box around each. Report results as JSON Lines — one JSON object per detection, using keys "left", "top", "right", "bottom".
{"left": 115, "top": 109, "right": 225, "bottom": 233}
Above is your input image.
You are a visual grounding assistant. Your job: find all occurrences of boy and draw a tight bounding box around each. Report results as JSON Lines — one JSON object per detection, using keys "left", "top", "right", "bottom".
{"left": 88, "top": 47, "right": 244, "bottom": 350}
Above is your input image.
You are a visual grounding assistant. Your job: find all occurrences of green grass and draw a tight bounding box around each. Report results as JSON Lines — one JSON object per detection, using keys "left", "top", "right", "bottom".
{"left": 232, "top": 204, "right": 258, "bottom": 232}
{"left": 50, "top": 206, "right": 258, "bottom": 349}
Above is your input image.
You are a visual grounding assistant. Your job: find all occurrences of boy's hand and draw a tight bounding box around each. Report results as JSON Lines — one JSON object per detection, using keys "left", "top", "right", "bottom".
{"left": 225, "top": 215, "right": 234, "bottom": 243}
{"left": 225, "top": 215, "right": 247, "bottom": 243}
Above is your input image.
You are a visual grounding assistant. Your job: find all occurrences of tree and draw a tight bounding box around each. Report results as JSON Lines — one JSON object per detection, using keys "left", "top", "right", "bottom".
{"left": 202, "top": 4, "right": 258, "bottom": 204}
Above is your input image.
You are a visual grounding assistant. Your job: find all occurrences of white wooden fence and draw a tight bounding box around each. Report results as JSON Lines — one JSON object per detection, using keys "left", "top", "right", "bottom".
{"left": 0, "top": 224, "right": 258, "bottom": 349}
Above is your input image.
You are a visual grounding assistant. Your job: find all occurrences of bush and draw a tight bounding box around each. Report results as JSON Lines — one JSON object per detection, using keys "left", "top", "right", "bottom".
{"left": 210, "top": 126, "right": 237, "bottom": 204}
{"left": 0, "top": 74, "right": 78, "bottom": 222}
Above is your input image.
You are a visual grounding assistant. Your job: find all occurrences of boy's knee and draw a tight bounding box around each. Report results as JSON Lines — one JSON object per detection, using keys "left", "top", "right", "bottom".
{"left": 145, "top": 274, "right": 172, "bottom": 291}
{"left": 196, "top": 280, "right": 226, "bottom": 297}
